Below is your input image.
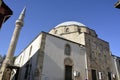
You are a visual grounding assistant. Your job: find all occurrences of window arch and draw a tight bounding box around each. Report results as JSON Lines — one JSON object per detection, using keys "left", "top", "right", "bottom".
{"left": 29, "top": 46, "right": 32, "bottom": 57}
{"left": 64, "top": 57, "right": 73, "bottom": 65}
{"left": 55, "top": 30, "right": 58, "bottom": 34}
{"left": 65, "top": 28, "right": 69, "bottom": 32}
{"left": 65, "top": 44, "right": 71, "bottom": 56}
{"left": 78, "top": 28, "right": 81, "bottom": 34}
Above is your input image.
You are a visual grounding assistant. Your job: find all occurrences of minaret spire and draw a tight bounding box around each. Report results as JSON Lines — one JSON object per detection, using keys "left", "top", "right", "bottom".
{"left": 18, "top": 6, "right": 26, "bottom": 21}
{"left": 0, "top": 7, "right": 26, "bottom": 80}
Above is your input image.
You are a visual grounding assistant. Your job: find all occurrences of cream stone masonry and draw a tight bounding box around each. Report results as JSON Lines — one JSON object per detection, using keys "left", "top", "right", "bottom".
{"left": 49, "top": 21, "right": 97, "bottom": 45}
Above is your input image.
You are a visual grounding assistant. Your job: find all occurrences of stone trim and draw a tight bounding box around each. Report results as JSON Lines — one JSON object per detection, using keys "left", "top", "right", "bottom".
{"left": 34, "top": 33, "right": 46, "bottom": 80}
{"left": 64, "top": 57, "right": 74, "bottom": 66}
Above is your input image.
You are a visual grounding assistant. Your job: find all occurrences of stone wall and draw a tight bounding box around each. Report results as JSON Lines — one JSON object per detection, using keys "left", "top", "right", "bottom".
{"left": 85, "top": 33, "right": 112, "bottom": 80}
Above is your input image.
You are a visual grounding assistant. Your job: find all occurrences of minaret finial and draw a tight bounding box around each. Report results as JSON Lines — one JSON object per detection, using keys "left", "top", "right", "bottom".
{"left": 18, "top": 6, "right": 26, "bottom": 21}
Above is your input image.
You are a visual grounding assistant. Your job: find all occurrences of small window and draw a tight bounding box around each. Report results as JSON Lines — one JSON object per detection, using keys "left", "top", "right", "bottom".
{"left": 65, "top": 28, "right": 69, "bottom": 32}
{"left": 29, "top": 46, "right": 32, "bottom": 57}
{"left": 55, "top": 30, "right": 58, "bottom": 34}
{"left": 98, "top": 72, "right": 102, "bottom": 79}
{"left": 78, "top": 28, "right": 81, "bottom": 34}
{"left": 65, "top": 44, "right": 71, "bottom": 56}
{"left": 19, "top": 56, "right": 22, "bottom": 63}
{"left": 119, "top": 60, "right": 120, "bottom": 66}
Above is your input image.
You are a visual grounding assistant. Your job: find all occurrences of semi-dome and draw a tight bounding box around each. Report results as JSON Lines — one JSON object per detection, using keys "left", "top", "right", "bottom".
{"left": 55, "top": 21, "right": 86, "bottom": 28}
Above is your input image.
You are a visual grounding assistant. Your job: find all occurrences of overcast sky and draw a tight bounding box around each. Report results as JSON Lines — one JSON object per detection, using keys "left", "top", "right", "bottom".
{"left": 0, "top": 0, "right": 120, "bottom": 57}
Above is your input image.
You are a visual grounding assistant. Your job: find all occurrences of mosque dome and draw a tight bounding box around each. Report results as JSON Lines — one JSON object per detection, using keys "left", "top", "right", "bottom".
{"left": 49, "top": 21, "right": 97, "bottom": 38}
{"left": 55, "top": 21, "right": 86, "bottom": 28}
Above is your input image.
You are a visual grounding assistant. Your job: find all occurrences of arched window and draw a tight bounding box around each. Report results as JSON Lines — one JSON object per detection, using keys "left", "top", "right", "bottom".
{"left": 78, "top": 28, "right": 81, "bottom": 34}
{"left": 65, "top": 28, "right": 69, "bottom": 32}
{"left": 65, "top": 44, "right": 71, "bottom": 56}
{"left": 19, "top": 56, "right": 22, "bottom": 63}
{"left": 29, "top": 46, "right": 32, "bottom": 57}
{"left": 55, "top": 30, "right": 58, "bottom": 34}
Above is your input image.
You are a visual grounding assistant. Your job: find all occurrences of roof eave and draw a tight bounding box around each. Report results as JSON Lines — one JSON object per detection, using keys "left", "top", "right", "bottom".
{"left": 0, "top": 1, "right": 13, "bottom": 29}
{"left": 115, "top": 1, "right": 120, "bottom": 9}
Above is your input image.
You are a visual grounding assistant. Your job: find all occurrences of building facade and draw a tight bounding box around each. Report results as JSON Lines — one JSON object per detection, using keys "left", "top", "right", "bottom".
{"left": 13, "top": 21, "right": 117, "bottom": 80}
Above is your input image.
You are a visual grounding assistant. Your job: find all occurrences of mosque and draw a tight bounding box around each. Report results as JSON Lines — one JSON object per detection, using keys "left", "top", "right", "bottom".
{"left": 0, "top": 0, "right": 120, "bottom": 79}
{"left": 12, "top": 21, "right": 120, "bottom": 80}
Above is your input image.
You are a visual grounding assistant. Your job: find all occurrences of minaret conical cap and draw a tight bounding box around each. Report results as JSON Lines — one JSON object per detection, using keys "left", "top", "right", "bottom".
{"left": 18, "top": 7, "right": 26, "bottom": 21}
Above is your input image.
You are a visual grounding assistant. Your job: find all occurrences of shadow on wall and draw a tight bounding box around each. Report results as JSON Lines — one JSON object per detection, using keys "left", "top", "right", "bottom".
{"left": 12, "top": 48, "right": 64, "bottom": 80}
{"left": 13, "top": 49, "right": 40, "bottom": 80}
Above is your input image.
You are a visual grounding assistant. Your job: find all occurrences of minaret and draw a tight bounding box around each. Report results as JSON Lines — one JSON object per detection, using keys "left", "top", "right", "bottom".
{"left": 0, "top": 7, "right": 26, "bottom": 80}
